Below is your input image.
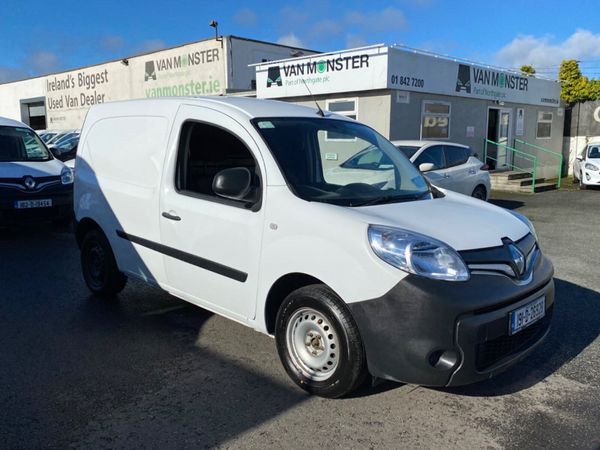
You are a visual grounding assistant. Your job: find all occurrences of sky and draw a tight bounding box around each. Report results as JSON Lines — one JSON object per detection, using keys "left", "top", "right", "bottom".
{"left": 2, "top": 0, "right": 600, "bottom": 83}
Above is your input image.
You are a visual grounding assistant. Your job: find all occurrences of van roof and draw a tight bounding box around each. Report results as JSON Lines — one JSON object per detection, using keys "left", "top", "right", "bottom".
{"left": 86, "top": 96, "right": 352, "bottom": 122}
{"left": 0, "top": 116, "right": 28, "bottom": 128}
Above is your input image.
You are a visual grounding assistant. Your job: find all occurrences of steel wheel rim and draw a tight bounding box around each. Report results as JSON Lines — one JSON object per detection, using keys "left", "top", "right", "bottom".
{"left": 86, "top": 242, "right": 106, "bottom": 288}
{"left": 285, "top": 307, "right": 339, "bottom": 381}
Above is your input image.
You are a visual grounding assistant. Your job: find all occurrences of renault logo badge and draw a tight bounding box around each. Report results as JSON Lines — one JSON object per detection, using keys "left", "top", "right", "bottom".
{"left": 507, "top": 244, "right": 526, "bottom": 276}
{"left": 23, "top": 176, "right": 36, "bottom": 190}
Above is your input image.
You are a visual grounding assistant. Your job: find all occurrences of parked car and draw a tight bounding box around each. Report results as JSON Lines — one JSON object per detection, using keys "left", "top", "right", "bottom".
{"left": 45, "top": 129, "right": 76, "bottom": 146}
{"left": 573, "top": 140, "right": 600, "bottom": 189}
{"left": 392, "top": 140, "right": 491, "bottom": 200}
{"left": 49, "top": 131, "right": 79, "bottom": 148}
{"left": 38, "top": 130, "right": 60, "bottom": 143}
{"left": 0, "top": 116, "right": 74, "bottom": 225}
{"left": 74, "top": 97, "right": 554, "bottom": 398}
{"left": 49, "top": 136, "right": 79, "bottom": 162}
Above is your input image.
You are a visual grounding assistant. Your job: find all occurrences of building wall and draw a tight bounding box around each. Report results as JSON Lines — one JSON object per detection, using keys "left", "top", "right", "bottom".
{"left": 0, "top": 36, "right": 311, "bottom": 130}
{"left": 389, "top": 91, "right": 564, "bottom": 179}
{"left": 563, "top": 101, "right": 600, "bottom": 175}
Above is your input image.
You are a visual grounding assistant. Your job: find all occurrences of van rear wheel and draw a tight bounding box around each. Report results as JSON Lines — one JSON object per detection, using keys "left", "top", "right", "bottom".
{"left": 275, "top": 284, "right": 367, "bottom": 398}
{"left": 471, "top": 185, "right": 487, "bottom": 200}
{"left": 81, "top": 229, "right": 127, "bottom": 296}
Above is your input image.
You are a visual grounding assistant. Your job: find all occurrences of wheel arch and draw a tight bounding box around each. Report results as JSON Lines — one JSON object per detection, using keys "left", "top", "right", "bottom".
{"left": 264, "top": 273, "right": 327, "bottom": 335}
{"left": 75, "top": 217, "right": 103, "bottom": 248}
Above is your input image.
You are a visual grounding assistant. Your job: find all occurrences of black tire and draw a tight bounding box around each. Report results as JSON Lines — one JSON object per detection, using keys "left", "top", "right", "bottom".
{"left": 579, "top": 174, "right": 587, "bottom": 190}
{"left": 471, "top": 185, "right": 487, "bottom": 200}
{"left": 275, "top": 284, "right": 367, "bottom": 398}
{"left": 81, "top": 229, "right": 127, "bottom": 296}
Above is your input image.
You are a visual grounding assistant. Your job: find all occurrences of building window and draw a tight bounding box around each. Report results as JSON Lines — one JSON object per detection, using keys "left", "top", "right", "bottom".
{"left": 325, "top": 98, "right": 357, "bottom": 141}
{"left": 421, "top": 101, "right": 451, "bottom": 139}
{"left": 536, "top": 111, "right": 553, "bottom": 139}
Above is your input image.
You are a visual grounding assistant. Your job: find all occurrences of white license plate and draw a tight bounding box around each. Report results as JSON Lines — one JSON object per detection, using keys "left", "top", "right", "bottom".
{"left": 509, "top": 296, "right": 545, "bottom": 335}
{"left": 14, "top": 199, "right": 53, "bottom": 209}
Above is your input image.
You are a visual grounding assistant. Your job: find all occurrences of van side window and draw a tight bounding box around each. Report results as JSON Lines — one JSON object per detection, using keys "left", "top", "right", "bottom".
{"left": 176, "top": 121, "right": 260, "bottom": 205}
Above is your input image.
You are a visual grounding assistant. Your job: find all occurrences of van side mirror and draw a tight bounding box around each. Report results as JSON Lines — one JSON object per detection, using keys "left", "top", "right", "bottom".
{"left": 213, "top": 167, "right": 252, "bottom": 201}
{"left": 419, "top": 162, "right": 435, "bottom": 172}
{"left": 576, "top": 155, "right": 583, "bottom": 161}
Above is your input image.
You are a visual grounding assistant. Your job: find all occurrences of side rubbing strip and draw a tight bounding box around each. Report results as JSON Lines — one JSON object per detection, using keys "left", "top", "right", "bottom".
{"left": 116, "top": 230, "right": 248, "bottom": 283}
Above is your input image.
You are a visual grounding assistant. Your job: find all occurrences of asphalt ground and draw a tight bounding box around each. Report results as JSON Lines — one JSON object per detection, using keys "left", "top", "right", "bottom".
{"left": 0, "top": 189, "right": 599, "bottom": 449}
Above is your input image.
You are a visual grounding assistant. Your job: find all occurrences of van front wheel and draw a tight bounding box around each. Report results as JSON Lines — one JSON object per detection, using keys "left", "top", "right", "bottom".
{"left": 81, "top": 229, "right": 127, "bottom": 296}
{"left": 275, "top": 285, "right": 367, "bottom": 398}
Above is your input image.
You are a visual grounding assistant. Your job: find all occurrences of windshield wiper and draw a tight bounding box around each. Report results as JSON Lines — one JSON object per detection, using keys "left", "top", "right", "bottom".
{"left": 350, "top": 191, "right": 430, "bottom": 207}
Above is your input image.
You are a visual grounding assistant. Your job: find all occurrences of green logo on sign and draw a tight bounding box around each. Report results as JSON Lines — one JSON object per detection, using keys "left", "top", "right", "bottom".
{"left": 499, "top": 73, "right": 506, "bottom": 88}
{"left": 317, "top": 60, "right": 326, "bottom": 73}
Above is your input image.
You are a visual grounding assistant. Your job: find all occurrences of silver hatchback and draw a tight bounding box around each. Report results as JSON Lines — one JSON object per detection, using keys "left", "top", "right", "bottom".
{"left": 392, "top": 140, "right": 491, "bottom": 200}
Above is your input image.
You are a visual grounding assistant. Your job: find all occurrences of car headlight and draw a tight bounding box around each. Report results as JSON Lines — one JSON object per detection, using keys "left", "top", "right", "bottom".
{"left": 508, "top": 210, "right": 537, "bottom": 241}
{"left": 585, "top": 162, "right": 599, "bottom": 171}
{"left": 61, "top": 167, "right": 74, "bottom": 185}
{"left": 368, "top": 225, "right": 469, "bottom": 281}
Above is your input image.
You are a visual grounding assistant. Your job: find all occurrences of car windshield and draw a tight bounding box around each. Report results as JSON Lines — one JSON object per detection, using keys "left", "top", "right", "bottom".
{"left": 253, "top": 117, "right": 430, "bottom": 206}
{"left": 396, "top": 145, "right": 421, "bottom": 159}
{"left": 588, "top": 145, "right": 600, "bottom": 159}
{"left": 0, "top": 126, "right": 52, "bottom": 162}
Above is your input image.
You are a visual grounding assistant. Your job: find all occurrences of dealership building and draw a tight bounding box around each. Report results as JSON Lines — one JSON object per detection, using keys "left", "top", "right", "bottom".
{"left": 254, "top": 45, "right": 565, "bottom": 179}
{"left": 0, "top": 37, "right": 565, "bottom": 179}
{"left": 0, "top": 35, "right": 315, "bottom": 130}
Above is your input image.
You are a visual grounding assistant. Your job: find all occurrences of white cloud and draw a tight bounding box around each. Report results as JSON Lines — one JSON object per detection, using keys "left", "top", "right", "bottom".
{"left": 344, "top": 7, "right": 407, "bottom": 33}
{"left": 277, "top": 33, "right": 304, "bottom": 48}
{"left": 0, "top": 66, "right": 28, "bottom": 83}
{"left": 101, "top": 35, "right": 124, "bottom": 51}
{"left": 136, "top": 39, "right": 167, "bottom": 54}
{"left": 25, "top": 51, "right": 60, "bottom": 75}
{"left": 346, "top": 34, "right": 367, "bottom": 49}
{"left": 494, "top": 29, "right": 600, "bottom": 72}
{"left": 233, "top": 8, "right": 258, "bottom": 27}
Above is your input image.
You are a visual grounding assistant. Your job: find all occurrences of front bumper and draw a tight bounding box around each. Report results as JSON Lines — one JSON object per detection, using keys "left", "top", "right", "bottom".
{"left": 582, "top": 168, "right": 600, "bottom": 185}
{"left": 347, "top": 252, "right": 554, "bottom": 387}
{"left": 0, "top": 185, "right": 73, "bottom": 224}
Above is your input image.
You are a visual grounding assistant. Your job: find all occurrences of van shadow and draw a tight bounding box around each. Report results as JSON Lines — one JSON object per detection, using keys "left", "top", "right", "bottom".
{"left": 442, "top": 278, "right": 600, "bottom": 397}
{"left": 65, "top": 287, "right": 311, "bottom": 448}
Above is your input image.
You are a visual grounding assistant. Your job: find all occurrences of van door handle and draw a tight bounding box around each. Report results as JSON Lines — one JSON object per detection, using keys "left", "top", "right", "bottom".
{"left": 443, "top": 173, "right": 451, "bottom": 178}
{"left": 162, "top": 211, "right": 181, "bottom": 221}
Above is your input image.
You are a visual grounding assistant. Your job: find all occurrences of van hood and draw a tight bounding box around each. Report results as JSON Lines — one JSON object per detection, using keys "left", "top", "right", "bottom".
{"left": 0, "top": 159, "right": 65, "bottom": 178}
{"left": 355, "top": 190, "right": 530, "bottom": 251}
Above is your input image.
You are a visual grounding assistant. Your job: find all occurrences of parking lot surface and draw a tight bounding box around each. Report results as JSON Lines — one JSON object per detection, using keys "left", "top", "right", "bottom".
{"left": 1, "top": 189, "right": 599, "bottom": 450}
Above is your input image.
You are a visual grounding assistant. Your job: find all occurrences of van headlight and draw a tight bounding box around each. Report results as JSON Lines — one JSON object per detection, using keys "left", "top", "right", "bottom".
{"left": 368, "top": 225, "right": 469, "bottom": 281}
{"left": 61, "top": 167, "right": 74, "bottom": 185}
{"left": 507, "top": 210, "right": 537, "bottom": 241}
{"left": 585, "top": 162, "right": 599, "bottom": 171}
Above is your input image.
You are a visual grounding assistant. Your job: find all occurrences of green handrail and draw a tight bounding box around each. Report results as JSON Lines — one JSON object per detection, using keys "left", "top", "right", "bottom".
{"left": 484, "top": 138, "right": 538, "bottom": 193}
{"left": 514, "top": 138, "right": 563, "bottom": 188}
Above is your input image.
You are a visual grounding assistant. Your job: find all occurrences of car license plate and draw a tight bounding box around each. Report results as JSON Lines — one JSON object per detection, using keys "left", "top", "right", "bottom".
{"left": 509, "top": 296, "right": 545, "bottom": 335}
{"left": 14, "top": 199, "right": 53, "bottom": 209}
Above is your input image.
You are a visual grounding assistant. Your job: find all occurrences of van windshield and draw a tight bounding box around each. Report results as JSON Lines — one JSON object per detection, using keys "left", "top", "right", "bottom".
{"left": 0, "top": 126, "right": 52, "bottom": 162}
{"left": 253, "top": 117, "right": 430, "bottom": 206}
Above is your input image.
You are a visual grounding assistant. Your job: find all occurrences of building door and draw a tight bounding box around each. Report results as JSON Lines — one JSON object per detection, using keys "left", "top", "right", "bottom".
{"left": 487, "top": 108, "right": 512, "bottom": 169}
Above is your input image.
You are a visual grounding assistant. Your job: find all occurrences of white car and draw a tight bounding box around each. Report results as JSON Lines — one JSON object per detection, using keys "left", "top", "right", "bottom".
{"left": 573, "top": 140, "right": 600, "bottom": 189}
{"left": 0, "top": 116, "right": 74, "bottom": 225}
{"left": 392, "top": 140, "right": 491, "bottom": 200}
{"left": 74, "top": 97, "right": 554, "bottom": 398}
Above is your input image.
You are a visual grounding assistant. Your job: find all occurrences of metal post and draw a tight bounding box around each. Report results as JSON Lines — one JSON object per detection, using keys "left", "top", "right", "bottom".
{"left": 532, "top": 157, "right": 537, "bottom": 193}
{"left": 558, "top": 154, "right": 563, "bottom": 189}
{"left": 484, "top": 138, "right": 488, "bottom": 165}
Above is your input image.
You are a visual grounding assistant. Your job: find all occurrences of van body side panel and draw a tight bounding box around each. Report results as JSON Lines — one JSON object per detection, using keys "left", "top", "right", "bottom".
{"left": 253, "top": 186, "right": 405, "bottom": 333}
{"left": 76, "top": 114, "right": 171, "bottom": 284}
{"left": 158, "top": 105, "right": 267, "bottom": 321}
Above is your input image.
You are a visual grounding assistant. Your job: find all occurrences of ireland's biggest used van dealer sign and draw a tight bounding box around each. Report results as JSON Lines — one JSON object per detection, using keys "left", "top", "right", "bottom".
{"left": 255, "top": 45, "right": 561, "bottom": 107}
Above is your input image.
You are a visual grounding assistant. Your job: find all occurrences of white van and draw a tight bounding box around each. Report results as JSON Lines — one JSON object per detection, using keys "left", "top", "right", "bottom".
{"left": 0, "top": 116, "right": 74, "bottom": 225}
{"left": 74, "top": 97, "right": 554, "bottom": 398}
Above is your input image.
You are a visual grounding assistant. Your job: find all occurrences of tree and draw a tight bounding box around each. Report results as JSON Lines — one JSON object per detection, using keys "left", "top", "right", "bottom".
{"left": 558, "top": 59, "right": 592, "bottom": 104}
{"left": 520, "top": 65, "right": 536, "bottom": 76}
